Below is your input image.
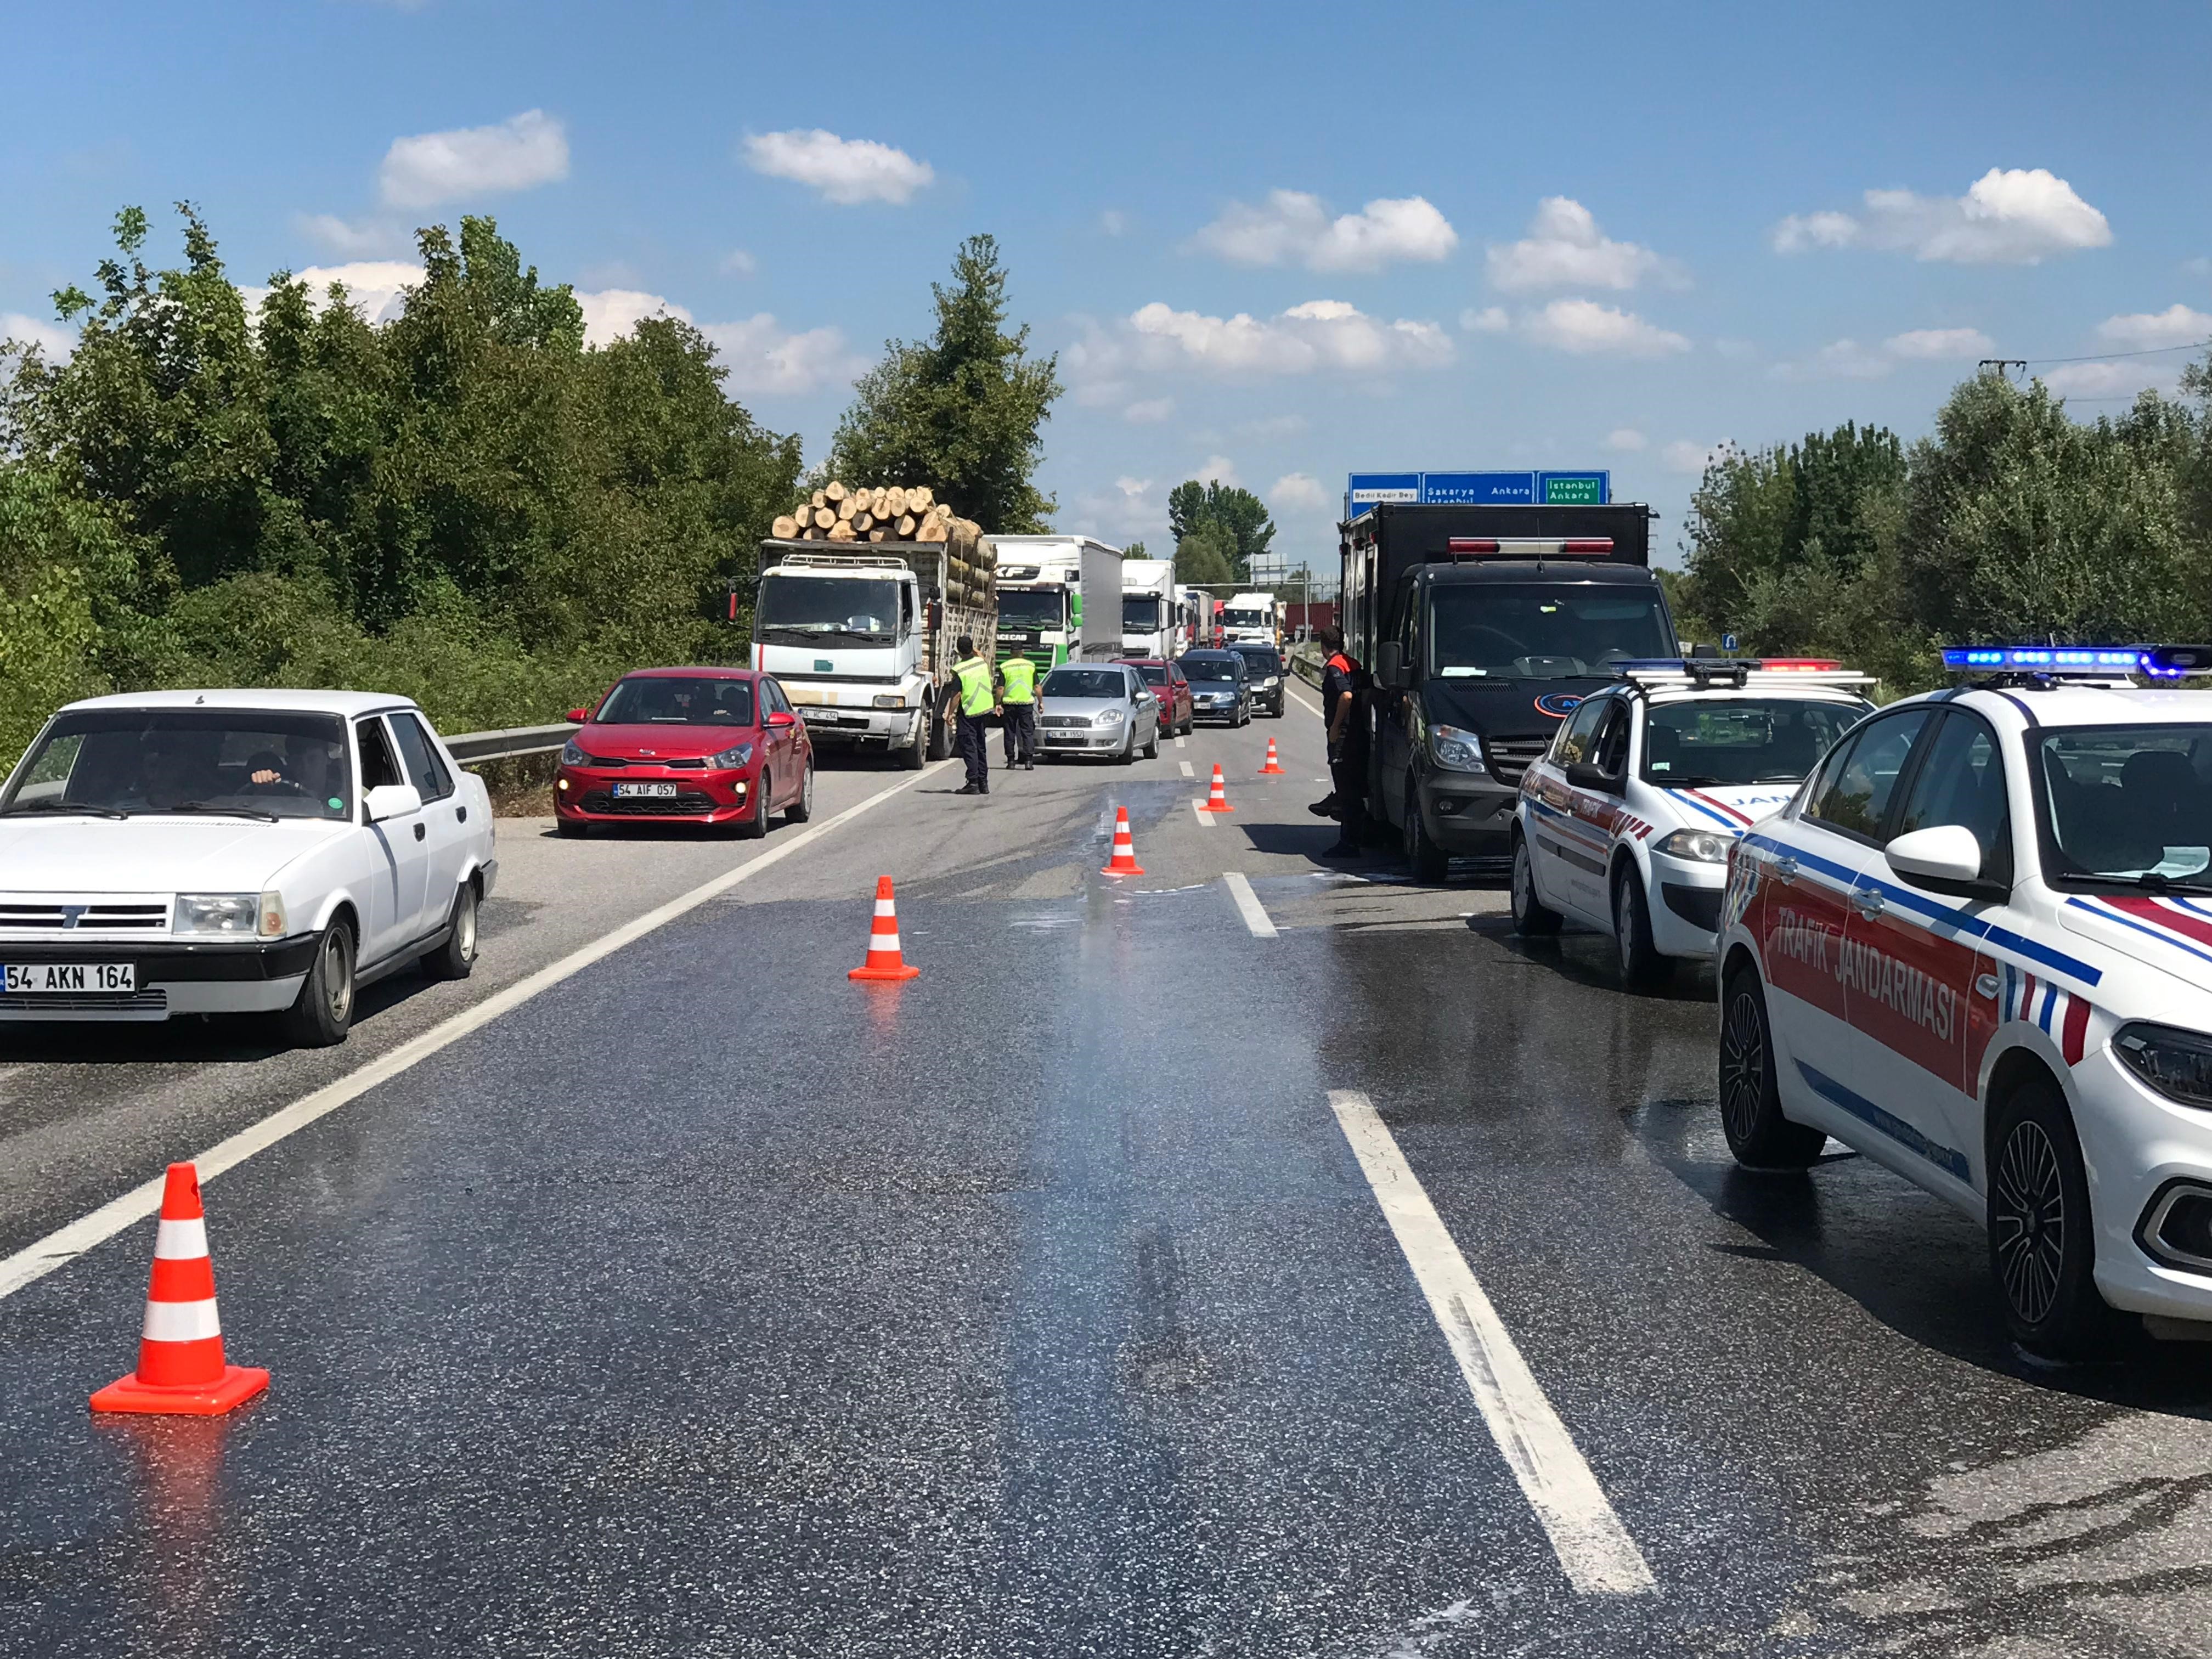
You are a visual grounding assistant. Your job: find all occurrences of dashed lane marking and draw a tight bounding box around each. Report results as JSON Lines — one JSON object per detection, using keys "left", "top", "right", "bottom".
{"left": 1178, "top": 760, "right": 1194, "bottom": 777}
{"left": 1191, "top": 798, "right": 1214, "bottom": 828}
{"left": 1222, "top": 872, "right": 1277, "bottom": 938}
{"left": 0, "top": 760, "right": 959, "bottom": 1305}
{"left": 1173, "top": 734, "right": 1187, "bottom": 749}
{"left": 1328, "top": 1088, "right": 1657, "bottom": 1598}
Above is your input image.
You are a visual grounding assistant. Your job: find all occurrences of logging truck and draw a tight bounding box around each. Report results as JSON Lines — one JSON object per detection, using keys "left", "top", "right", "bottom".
{"left": 751, "top": 539, "right": 997, "bottom": 771}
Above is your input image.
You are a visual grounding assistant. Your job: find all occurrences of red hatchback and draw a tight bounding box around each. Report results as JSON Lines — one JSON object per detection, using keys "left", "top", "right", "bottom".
{"left": 1118, "top": 658, "right": 1192, "bottom": 736}
{"left": 555, "top": 668, "right": 814, "bottom": 838}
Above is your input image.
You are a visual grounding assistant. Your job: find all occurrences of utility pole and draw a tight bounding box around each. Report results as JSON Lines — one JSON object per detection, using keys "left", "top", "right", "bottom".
{"left": 1978, "top": 358, "right": 2028, "bottom": 383}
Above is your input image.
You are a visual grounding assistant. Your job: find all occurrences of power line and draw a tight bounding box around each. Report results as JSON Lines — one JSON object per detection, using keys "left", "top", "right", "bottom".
{"left": 2012, "top": 338, "right": 2210, "bottom": 366}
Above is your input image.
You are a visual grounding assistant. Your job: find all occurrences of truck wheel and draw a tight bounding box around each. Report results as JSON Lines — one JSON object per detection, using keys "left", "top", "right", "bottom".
{"left": 278, "top": 920, "right": 356, "bottom": 1048}
{"left": 1612, "top": 861, "right": 1671, "bottom": 989}
{"left": 1404, "top": 782, "right": 1449, "bottom": 882}
{"left": 899, "top": 712, "right": 926, "bottom": 771}
{"left": 926, "top": 698, "right": 953, "bottom": 762}
{"left": 1718, "top": 964, "right": 1826, "bottom": 1170}
{"left": 1989, "top": 1074, "right": 2115, "bottom": 1359}
{"left": 1510, "top": 832, "right": 1562, "bottom": 936}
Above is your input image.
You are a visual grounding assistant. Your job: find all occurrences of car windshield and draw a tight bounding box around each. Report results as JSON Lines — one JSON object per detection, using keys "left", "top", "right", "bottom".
{"left": 997, "top": 589, "right": 1063, "bottom": 628}
{"left": 2039, "top": 725, "right": 2212, "bottom": 885}
{"left": 1182, "top": 658, "right": 1240, "bottom": 681}
{"left": 1428, "top": 584, "right": 1673, "bottom": 680}
{"left": 1122, "top": 595, "right": 1163, "bottom": 631}
{"left": 754, "top": 575, "right": 898, "bottom": 641}
{"left": 1043, "top": 669, "right": 1127, "bottom": 699}
{"left": 2, "top": 709, "right": 353, "bottom": 821}
{"left": 1643, "top": 698, "right": 1871, "bottom": 787}
{"left": 1232, "top": 649, "right": 1282, "bottom": 675}
{"left": 1131, "top": 664, "right": 1167, "bottom": 685}
{"left": 596, "top": 677, "right": 755, "bottom": 726}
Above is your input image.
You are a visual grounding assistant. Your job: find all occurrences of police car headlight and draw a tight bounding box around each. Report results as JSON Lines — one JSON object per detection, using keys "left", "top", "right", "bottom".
{"left": 1095, "top": 709, "right": 1125, "bottom": 727}
{"left": 1428, "top": 724, "right": 1487, "bottom": 774}
{"left": 1656, "top": 828, "right": 1731, "bottom": 864}
{"left": 2115, "top": 1023, "right": 2212, "bottom": 1110}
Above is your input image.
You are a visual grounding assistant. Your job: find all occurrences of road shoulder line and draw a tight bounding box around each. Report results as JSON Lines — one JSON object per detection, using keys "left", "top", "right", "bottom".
{"left": 0, "top": 760, "right": 957, "bottom": 1304}
{"left": 1328, "top": 1088, "right": 1656, "bottom": 1596}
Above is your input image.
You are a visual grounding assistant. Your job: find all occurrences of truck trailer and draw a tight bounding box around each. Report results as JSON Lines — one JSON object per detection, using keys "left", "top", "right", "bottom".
{"left": 1340, "top": 502, "right": 1672, "bottom": 878}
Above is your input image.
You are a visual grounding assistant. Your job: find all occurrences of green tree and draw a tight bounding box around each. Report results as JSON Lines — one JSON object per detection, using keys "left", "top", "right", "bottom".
{"left": 1167, "top": 479, "right": 1275, "bottom": 579}
{"left": 1122, "top": 539, "right": 1146, "bottom": 560}
{"left": 827, "top": 234, "right": 1061, "bottom": 532}
{"left": 1173, "top": 522, "right": 1235, "bottom": 586}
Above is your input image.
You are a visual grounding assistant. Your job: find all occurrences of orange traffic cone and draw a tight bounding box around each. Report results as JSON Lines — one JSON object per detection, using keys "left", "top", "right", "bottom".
{"left": 1102, "top": 806, "right": 1146, "bottom": 875}
{"left": 848, "top": 876, "right": 921, "bottom": 981}
{"left": 1259, "top": 739, "right": 1285, "bottom": 775}
{"left": 91, "top": 1163, "right": 268, "bottom": 1416}
{"left": 1200, "top": 762, "right": 1235, "bottom": 812}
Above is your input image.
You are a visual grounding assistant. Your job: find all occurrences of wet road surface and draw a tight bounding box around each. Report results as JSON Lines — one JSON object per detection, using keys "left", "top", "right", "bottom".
{"left": 8, "top": 694, "right": 2212, "bottom": 1656}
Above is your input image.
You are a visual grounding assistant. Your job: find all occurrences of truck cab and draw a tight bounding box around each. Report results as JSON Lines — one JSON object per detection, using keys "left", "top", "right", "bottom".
{"left": 1222, "top": 592, "right": 1276, "bottom": 646}
{"left": 1120, "top": 559, "right": 1178, "bottom": 658}
{"left": 995, "top": 558, "right": 1081, "bottom": 672}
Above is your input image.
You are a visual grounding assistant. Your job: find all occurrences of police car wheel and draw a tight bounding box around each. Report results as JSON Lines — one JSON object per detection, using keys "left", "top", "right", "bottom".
{"left": 1718, "top": 966, "right": 1825, "bottom": 1170}
{"left": 1611, "top": 864, "right": 1671, "bottom": 989}
{"left": 1989, "top": 1076, "right": 2114, "bottom": 1358}
{"left": 1509, "top": 832, "right": 1562, "bottom": 936}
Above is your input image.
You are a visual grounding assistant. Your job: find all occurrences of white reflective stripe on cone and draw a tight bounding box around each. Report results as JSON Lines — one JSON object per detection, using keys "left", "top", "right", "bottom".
{"left": 868, "top": 935, "right": 901, "bottom": 953}
{"left": 143, "top": 1298, "right": 222, "bottom": 1342}
{"left": 874, "top": 902, "right": 897, "bottom": 917}
{"left": 153, "top": 1217, "right": 209, "bottom": 1260}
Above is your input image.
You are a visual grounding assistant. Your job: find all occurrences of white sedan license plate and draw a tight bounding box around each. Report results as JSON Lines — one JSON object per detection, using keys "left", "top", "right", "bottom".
{"left": 612, "top": 782, "right": 680, "bottom": 798}
{"left": 4, "top": 962, "right": 134, "bottom": 993}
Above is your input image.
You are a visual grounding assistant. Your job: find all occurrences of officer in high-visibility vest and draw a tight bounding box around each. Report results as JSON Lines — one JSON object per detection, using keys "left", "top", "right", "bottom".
{"left": 950, "top": 636, "right": 995, "bottom": 795}
{"left": 997, "top": 653, "right": 1038, "bottom": 771}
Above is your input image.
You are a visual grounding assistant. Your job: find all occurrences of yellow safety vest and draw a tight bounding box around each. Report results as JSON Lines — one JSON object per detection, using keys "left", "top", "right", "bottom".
{"left": 953, "top": 657, "right": 994, "bottom": 716}
{"left": 998, "top": 657, "right": 1037, "bottom": 704}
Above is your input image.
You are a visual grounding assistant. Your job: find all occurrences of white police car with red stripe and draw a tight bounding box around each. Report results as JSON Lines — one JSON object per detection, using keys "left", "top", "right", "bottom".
{"left": 1716, "top": 644, "right": 2212, "bottom": 1356}
{"left": 1511, "top": 659, "right": 1874, "bottom": 985}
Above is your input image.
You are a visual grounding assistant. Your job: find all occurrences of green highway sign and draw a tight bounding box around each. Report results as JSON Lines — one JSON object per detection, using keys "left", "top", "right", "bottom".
{"left": 1537, "top": 472, "right": 1607, "bottom": 505}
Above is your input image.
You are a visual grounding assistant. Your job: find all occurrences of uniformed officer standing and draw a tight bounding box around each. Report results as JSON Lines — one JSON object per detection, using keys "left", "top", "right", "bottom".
{"left": 950, "top": 636, "right": 995, "bottom": 795}
{"left": 997, "top": 653, "right": 1038, "bottom": 770}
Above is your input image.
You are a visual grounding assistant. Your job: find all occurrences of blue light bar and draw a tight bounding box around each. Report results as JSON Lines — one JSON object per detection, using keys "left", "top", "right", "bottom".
{"left": 1941, "top": 645, "right": 2149, "bottom": 674}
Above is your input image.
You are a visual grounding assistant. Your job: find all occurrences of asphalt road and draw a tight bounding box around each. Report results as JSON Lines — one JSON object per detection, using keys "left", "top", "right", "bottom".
{"left": 8, "top": 689, "right": 2212, "bottom": 1657}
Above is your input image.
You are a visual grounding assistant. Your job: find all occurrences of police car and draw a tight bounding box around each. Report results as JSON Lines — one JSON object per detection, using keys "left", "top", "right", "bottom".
{"left": 1511, "top": 659, "right": 1875, "bottom": 985}
{"left": 1716, "top": 644, "right": 2212, "bottom": 1356}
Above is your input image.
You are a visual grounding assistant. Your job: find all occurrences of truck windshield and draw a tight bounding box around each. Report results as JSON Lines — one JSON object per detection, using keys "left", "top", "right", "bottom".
{"left": 1, "top": 709, "right": 353, "bottom": 821}
{"left": 755, "top": 576, "right": 898, "bottom": 641}
{"left": 1123, "top": 595, "right": 1163, "bottom": 631}
{"left": 1427, "top": 585, "right": 1671, "bottom": 680}
{"left": 1643, "top": 698, "right": 1871, "bottom": 787}
{"left": 997, "top": 589, "right": 1063, "bottom": 629}
{"left": 1224, "top": 608, "right": 1268, "bottom": 628}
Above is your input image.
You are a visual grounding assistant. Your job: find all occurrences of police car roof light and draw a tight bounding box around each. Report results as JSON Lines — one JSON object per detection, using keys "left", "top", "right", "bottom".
{"left": 1616, "top": 658, "right": 1875, "bottom": 692}
{"left": 1940, "top": 644, "right": 2212, "bottom": 679}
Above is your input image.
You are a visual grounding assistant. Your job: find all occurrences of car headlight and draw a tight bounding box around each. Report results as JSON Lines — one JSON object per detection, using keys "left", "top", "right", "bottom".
{"left": 1096, "top": 709, "right": 1125, "bottom": 726}
{"left": 1263, "top": 676, "right": 1280, "bottom": 687}
{"left": 176, "top": 891, "right": 286, "bottom": 938}
{"left": 1656, "top": 828, "right": 1731, "bottom": 864}
{"left": 710, "top": 742, "right": 755, "bottom": 769}
{"left": 2115, "top": 1023, "right": 2212, "bottom": 1110}
{"left": 1427, "top": 723, "right": 1488, "bottom": 774}
{"left": 560, "top": 739, "right": 585, "bottom": 765}
{"left": 873, "top": 693, "right": 907, "bottom": 710}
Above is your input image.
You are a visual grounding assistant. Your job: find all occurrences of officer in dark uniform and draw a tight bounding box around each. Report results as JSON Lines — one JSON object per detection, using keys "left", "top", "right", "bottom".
{"left": 1324, "top": 643, "right": 1370, "bottom": 857}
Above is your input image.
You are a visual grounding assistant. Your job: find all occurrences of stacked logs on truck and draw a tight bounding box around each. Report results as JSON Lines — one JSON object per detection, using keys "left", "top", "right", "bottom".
{"left": 769, "top": 482, "right": 996, "bottom": 607}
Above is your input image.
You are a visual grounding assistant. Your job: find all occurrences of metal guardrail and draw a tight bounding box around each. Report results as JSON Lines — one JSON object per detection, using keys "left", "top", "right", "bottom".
{"left": 443, "top": 723, "right": 578, "bottom": 765}
{"left": 1288, "top": 645, "right": 1325, "bottom": 689}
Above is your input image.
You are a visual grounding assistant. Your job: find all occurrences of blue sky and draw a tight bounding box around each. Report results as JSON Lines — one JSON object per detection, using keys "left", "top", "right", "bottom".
{"left": 5, "top": 0, "right": 2209, "bottom": 573}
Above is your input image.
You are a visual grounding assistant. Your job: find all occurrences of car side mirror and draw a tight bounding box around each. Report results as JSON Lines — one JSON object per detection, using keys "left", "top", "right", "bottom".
{"left": 1885, "top": 824, "right": 1983, "bottom": 887}
{"left": 768, "top": 709, "right": 796, "bottom": 729}
{"left": 1565, "top": 761, "right": 1617, "bottom": 791}
{"left": 1375, "top": 642, "right": 1404, "bottom": 689}
{"left": 566, "top": 708, "right": 591, "bottom": 724}
{"left": 364, "top": 782, "right": 424, "bottom": 823}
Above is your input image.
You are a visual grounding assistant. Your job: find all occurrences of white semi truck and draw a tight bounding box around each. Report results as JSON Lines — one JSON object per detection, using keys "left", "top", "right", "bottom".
{"left": 1120, "top": 558, "right": 1179, "bottom": 658}
{"left": 992, "top": 534, "right": 1108, "bottom": 674}
{"left": 751, "top": 539, "right": 996, "bottom": 770}
{"left": 1222, "top": 591, "right": 1278, "bottom": 646}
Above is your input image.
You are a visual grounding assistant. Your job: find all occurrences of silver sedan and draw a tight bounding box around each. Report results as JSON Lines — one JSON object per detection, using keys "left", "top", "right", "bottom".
{"left": 1035, "top": 664, "right": 1161, "bottom": 764}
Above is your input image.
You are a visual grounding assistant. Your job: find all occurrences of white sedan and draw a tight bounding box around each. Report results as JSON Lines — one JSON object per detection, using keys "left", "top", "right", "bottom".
{"left": 0, "top": 689, "right": 496, "bottom": 1046}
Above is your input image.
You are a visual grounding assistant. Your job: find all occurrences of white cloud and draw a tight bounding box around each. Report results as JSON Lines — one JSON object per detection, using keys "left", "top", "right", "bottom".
{"left": 2095, "top": 303, "right": 2212, "bottom": 351}
{"left": 2042, "top": 360, "right": 2184, "bottom": 400}
{"left": 244, "top": 260, "right": 426, "bottom": 325}
{"left": 1461, "top": 306, "right": 1509, "bottom": 333}
{"left": 1662, "top": 438, "right": 1733, "bottom": 476}
{"left": 296, "top": 212, "right": 408, "bottom": 258}
{"left": 1519, "top": 298, "right": 1689, "bottom": 357}
{"left": 1192, "top": 190, "right": 1458, "bottom": 274}
{"left": 1884, "top": 326, "right": 1995, "bottom": 360}
{"left": 701, "top": 314, "right": 867, "bottom": 396}
{"left": 1772, "top": 168, "right": 2111, "bottom": 264}
{"left": 1270, "top": 471, "right": 1330, "bottom": 512}
{"left": 1098, "top": 209, "right": 1129, "bottom": 238}
{"left": 1, "top": 311, "right": 75, "bottom": 360}
{"left": 719, "top": 249, "right": 758, "bottom": 277}
{"left": 1122, "top": 397, "right": 1174, "bottom": 424}
{"left": 742, "top": 129, "right": 933, "bottom": 206}
{"left": 1068, "top": 475, "right": 1163, "bottom": 543}
{"left": 1198, "top": 454, "right": 1240, "bottom": 487}
{"left": 575, "top": 288, "right": 693, "bottom": 347}
{"left": 1486, "top": 198, "right": 1679, "bottom": 293}
{"left": 1076, "top": 297, "right": 1454, "bottom": 382}
{"left": 1604, "top": 427, "right": 1647, "bottom": 452}
{"left": 378, "top": 109, "right": 569, "bottom": 209}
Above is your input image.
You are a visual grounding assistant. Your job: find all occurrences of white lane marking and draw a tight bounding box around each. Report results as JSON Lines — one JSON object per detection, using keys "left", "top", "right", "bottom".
{"left": 1178, "top": 760, "right": 1194, "bottom": 777}
{"left": 1174, "top": 734, "right": 1187, "bottom": 749}
{"left": 1286, "top": 684, "right": 1323, "bottom": 719}
{"left": 1222, "top": 872, "right": 1277, "bottom": 938}
{"left": 1328, "top": 1089, "right": 1656, "bottom": 1597}
{"left": 1191, "top": 799, "right": 1214, "bottom": 828}
{"left": 0, "top": 761, "right": 957, "bottom": 1304}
